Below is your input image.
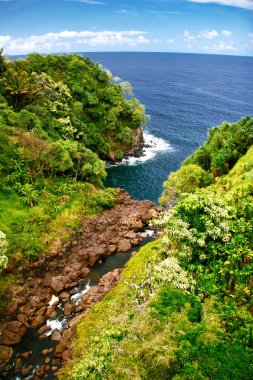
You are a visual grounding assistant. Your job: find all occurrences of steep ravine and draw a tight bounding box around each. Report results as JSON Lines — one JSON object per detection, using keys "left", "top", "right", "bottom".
{"left": 0, "top": 191, "right": 161, "bottom": 379}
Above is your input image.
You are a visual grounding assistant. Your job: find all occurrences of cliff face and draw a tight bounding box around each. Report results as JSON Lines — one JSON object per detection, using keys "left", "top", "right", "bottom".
{"left": 107, "top": 127, "right": 144, "bottom": 162}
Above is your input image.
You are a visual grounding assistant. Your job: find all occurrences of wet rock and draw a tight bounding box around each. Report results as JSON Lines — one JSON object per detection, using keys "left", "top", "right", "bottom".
{"left": 38, "top": 324, "right": 49, "bottom": 335}
{"left": 0, "top": 345, "right": 13, "bottom": 363}
{"left": 21, "top": 365, "right": 33, "bottom": 377}
{"left": 59, "top": 291, "right": 70, "bottom": 300}
{"left": 20, "top": 351, "right": 32, "bottom": 359}
{"left": 45, "top": 357, "right": 51, "bottom": 364}
{"left": 117, "top": 239, "right": 132, "bottom": 252}
{"left": 14, "top": 357, "right": 22, "bottom": 374}
{"left": 64, "top": 281, "right": 78, "bottom": 289}
{"left": 42, "top": 348, "right": 53, "bottom": 356}
{"left": 37, "top": 305, "right": 47, "bottom": 316}
{"left": 45, "top": 306, "right": 55, "bottom": 318}
{"left": 35, "top": 364, "right": 46, "bottom": 377}
{"left": 50, "top": 277, "right": 64, "bottom": 293}
{"left": 64, "top": 303, "right": 74, "bottom": 316}
{"left": 51, "top": 329, "right": 61, "bottom": 342}
{"left": 3, "top": 321, "right": 27, "bottom": 345}
{"left": 31, "top": 315, "right": 45, "bottom": 329}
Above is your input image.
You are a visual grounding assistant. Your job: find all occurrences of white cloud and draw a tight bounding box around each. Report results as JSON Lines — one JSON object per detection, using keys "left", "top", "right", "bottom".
{"left": 222, "top": 30, "right": 232, "bottom": 37}
{"left": 0, "top": 30, "right": 150, "bottom": 54}
{"left": 167, "top": 38, "right": 175, "bottom": 43}
{"left": 203, "top": 41, "right": 237, "bottom": 51}
{"left": 189, "top": 0, "right": 253, "bottom": 10}
{"left": 183, "top": 30, "right": 195, "bottom": 42}
{"left": 0, "top": 35, "right": 11, "bottom": 43}
{"left": 249, "top": 33, "right": 253, "bottom": 42}
{"left": 198, "top": 30, "right": 219, "bottom": 39}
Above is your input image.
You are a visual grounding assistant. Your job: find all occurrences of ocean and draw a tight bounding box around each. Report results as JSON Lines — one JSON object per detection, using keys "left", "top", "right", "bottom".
{"left": 85, "top": 52, "right": 253, "bottom": 203}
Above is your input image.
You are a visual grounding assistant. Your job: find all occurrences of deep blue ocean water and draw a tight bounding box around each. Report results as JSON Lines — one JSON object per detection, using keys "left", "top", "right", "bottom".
{"left": 85, "top": 52, "right": 253, "bottom": 203}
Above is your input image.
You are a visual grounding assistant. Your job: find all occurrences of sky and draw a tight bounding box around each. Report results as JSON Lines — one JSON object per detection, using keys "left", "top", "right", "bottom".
{"left": 0, "top": 0, "right": 253, "bottom": 56}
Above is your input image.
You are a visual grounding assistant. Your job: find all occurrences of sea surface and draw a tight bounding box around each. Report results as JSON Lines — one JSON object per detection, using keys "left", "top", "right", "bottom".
{"left": 85, "top": 52, "right": 253, "bottom": 202}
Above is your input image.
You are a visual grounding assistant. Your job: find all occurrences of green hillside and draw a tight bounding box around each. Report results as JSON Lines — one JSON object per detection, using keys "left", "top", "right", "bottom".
{"left": 0, "top": 52, "right": 146, "bottom": 281}
{"left": 59, "top": 117, "right": 253, "bottom": 380}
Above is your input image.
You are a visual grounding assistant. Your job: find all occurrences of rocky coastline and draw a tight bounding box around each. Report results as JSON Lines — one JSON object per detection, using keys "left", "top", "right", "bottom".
{"left": 0, "top": 191, "right": 161, "bottom": 378}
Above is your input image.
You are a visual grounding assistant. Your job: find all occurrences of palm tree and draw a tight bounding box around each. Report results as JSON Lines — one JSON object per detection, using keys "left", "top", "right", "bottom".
{"left": 2, "top": 68, "right": 38, "bottom": 110}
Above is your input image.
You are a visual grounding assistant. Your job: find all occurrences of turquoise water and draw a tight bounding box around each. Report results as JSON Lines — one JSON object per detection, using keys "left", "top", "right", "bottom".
{"left": 86, "top": 52, "right": 253, "bottom": 202}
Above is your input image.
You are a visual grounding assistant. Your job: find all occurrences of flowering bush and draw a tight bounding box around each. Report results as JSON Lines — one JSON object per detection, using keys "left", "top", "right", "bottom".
{"left": 0, "top": 230, "right": 8, "bottom": 272}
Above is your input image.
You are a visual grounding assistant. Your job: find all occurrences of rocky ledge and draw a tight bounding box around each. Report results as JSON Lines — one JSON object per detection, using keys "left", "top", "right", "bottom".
{"left": 0, "top": 191, "right": 161, "bottom": 378}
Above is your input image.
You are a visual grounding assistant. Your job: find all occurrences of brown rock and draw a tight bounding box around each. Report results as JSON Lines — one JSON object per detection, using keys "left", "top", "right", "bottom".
{"left": 14, "top": 357, "right": 22, "bottom": 374}
{"left": 62, "top": 349, "right": 72, "bottom": 362}
{"left": 51, "top": 329, "right": 61, "bottom": 342}
{"left": 37, "top": 306, "right": 47, "bottom": 316}
{"left": 42, "top": 348, "right": 53, "bottom": 356}
{"left": 38, "top": 324, "right": 49, "bottom": 335}
{"left": 31, "top": 315, "right": 45, "bottom": 329}
{"left": 20, "top": 351, "right": 32, "bottom": 359}
{"left": 117, "top": 239, "right": 132, "bottom": 252}
{"left": 107, "top": 245, "right": 117, "bottom": 254}
{"left": 45, "top": 357, "right": 51, "bottom": 364}
{"left": 64, "top": 281, "right": 78, "bottom": 289}
{"left": 59, "top": 292, "right": 70, "bottom": 300}
{"left": 68, "top": 314, "right": 84, "bottom": 328}
{"left": 0, "top": 345, "right": 13, "bottom": 363}
{"left": 64, "top": 303, "right": 74, "bottom": 316}
{"left": 50, "top": 277, "right": 64, "bottom": 293}
{"left": 3, "top": 322, "right": 27, "bottom": 345}
{"left": 21, "top": 365, "right": 33, "bottom": 377}
{"left": 17, "top": 313, "right": 30, "bottom": 328}
{"left": 45, "top": 306, "right": 55, "bottom": 318}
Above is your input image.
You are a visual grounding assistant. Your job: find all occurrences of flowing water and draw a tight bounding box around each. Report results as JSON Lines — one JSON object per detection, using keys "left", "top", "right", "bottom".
{"left": 6, "top": 231, "right": 155, "bottom": 379}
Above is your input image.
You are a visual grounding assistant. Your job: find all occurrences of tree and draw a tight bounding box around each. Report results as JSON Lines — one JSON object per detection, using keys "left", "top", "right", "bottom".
{"left": 159, "top": 164, "right": 212, "bottom": 207}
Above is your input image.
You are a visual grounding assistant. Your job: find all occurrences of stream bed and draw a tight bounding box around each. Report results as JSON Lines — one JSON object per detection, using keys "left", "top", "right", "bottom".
{"left": 5, "top": 230, "right": 155, "bottom": 379}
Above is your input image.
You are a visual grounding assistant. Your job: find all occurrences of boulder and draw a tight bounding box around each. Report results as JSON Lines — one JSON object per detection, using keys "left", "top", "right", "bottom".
{"left": 50, "top": 277, "right": 64, "bottom": 293}
{"left": 30, "top": 315, "right": 45, "bottom": 329}
{"left": 107, "top": 245, "right": 117, "bottom": 254}
{"left": 0, "top": 345, "right": 13, "bottom": 363}
{"left": 3, "top": 321, "right": 27, "bottom": 345}
{"left": 64, "top": 303, "right": 74, "bottom": 316}
{"left": 117, "top": 239, "right": 132, "bottom": 252}
{"left": 51, "top": 329, "right": 61, "bottom": 342}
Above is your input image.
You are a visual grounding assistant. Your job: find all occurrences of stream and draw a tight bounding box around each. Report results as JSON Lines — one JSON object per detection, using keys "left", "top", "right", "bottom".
{"left": 5, "top": 230, "right": 155, "bottom": 379}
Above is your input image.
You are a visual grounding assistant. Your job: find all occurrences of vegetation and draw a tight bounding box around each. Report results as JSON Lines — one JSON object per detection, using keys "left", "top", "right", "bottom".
{"left": 0, "top": 52, "right": 146, "bottom": 300}
{"left": 60, "top": 117, "right": 253, "bottom": 380}
{"left": 160, "top": 116, "right": 253, "bottom": 206}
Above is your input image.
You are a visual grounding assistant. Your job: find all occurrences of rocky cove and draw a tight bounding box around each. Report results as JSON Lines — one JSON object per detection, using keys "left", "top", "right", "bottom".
{"left": 0, "top": 191, "right": 161, "bottom": 379}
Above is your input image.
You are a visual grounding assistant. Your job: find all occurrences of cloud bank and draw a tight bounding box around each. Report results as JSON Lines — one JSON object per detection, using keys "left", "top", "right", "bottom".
{"left": 0, "top": 30, "right": 150, "bottom": 54}
{"left": 189, "top": 0, "right": 253, "bottom": 10}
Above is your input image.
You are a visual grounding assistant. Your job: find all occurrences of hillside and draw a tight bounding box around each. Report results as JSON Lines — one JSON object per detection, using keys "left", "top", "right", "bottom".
{"left": 0, "top": 52, "right": 146, "bottom": 281}
{"left": 59, "top": 117, "right": 253, "bottom": 379}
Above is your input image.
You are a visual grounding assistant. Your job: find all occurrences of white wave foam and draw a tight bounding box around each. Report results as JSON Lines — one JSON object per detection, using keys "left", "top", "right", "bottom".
{"left": 111, "top": 132, "right": 173, "bottom": 167}
{"left": 70, "top": 282, "right": 91, "bottom": 303}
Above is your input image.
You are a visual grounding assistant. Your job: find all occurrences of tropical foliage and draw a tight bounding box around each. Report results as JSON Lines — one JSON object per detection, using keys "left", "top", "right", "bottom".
{"left": 60, "top": 118, "right": 253, "bottom": 380}
{"left": 0, "top": 52, "right": 145, "bottom": 269}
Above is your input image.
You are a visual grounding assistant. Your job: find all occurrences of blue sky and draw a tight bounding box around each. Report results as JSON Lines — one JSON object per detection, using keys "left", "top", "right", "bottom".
{"left": 0, "top": 0, "right": 252, "bottom": 56}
